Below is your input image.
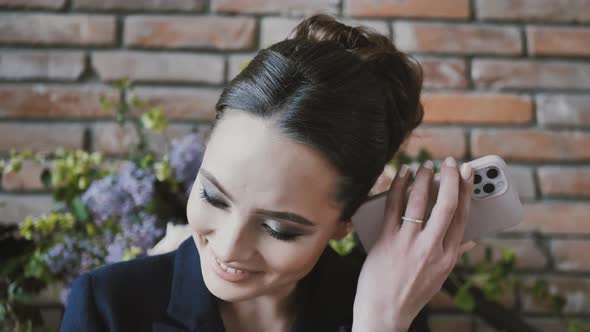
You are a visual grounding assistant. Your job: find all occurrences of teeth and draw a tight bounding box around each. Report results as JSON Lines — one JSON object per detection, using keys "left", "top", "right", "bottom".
{"left": 216, "top": 258, "right": 245, "bottom": 274}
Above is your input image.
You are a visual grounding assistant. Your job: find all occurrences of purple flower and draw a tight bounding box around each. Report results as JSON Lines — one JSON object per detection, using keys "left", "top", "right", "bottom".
{"left": 169, "top": 132, "right": 206, "bottom": 192}
{"left": 60, "top": 287, "right": 71, "bottom": 306}
{"left": 82, "top": 162, "right": 156, "bottom": 225}
{"left": 118, "top": 161, "right": 156, "bottom": 208}
{"left": 81, "top": 175, "right": 134, "bottom": 225}
{"left": 105, "top": 239, "right": 125, "bottom": 264}
{"left": 44, "top": 238, "right": 79, "bottom": 275}
{"left": 121, "top": 212, "right": 164, "bottom": 253}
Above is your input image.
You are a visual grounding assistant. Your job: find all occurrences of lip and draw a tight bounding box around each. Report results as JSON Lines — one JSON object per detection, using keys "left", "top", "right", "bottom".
{"left": 209, "top": 251, "right": 259, "bottom": 283}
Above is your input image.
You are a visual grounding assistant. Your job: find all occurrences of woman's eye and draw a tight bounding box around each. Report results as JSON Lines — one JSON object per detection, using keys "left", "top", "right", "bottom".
{"left": 199, "top": 186, "right": 301, "bottom": 242}
{"left": 262, "top": 224, "right": 300, "bottom": 242}
{"left": 199, "top": 187, "right": 228, "bottom": 209}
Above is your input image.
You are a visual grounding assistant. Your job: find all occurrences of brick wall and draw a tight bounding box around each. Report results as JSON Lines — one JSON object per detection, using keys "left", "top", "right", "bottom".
{"left": 0, "top": 0, "right": 589, "bottom": 331}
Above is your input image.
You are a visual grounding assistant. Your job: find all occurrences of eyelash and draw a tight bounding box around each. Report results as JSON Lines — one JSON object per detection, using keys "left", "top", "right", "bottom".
{"left": 198, "top": 187, "right": 300, "bottom": 242}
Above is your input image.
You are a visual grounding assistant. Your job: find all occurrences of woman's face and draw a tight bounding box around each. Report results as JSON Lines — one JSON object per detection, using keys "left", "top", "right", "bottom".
{"left": 186, "top": 110, "right": 351, "bottom": 302}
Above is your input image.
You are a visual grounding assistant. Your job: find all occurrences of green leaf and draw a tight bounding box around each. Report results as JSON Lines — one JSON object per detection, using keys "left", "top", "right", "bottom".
{"left": 99, "top": 96, "right": 116, "bottom": 111}
{"left": 71, "top": 195, "right": 89, "bottom": 222}
{"left": 113, "top": 78, "right": 131, "bottom": 90}
{"left": 328, "top": 231, "right": 356, "bottom": 256}
{"left": 454, "top": 284, "right": 475, "bottom": 312}
{"left": 141, "top": 107, "right": 169, "bottom": 133}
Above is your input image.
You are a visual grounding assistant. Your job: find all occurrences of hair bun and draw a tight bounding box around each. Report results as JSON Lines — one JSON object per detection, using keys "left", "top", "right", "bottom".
{"left": 290, "top": 14, "right": 424, "bottom": 158}
{"left": 289, "top": 13, "right": 371, "bottom": 51}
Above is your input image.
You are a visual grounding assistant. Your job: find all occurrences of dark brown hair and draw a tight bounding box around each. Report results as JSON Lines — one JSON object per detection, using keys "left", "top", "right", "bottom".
{"left": 214, "top": 13, "right": 424, "bottom": 222}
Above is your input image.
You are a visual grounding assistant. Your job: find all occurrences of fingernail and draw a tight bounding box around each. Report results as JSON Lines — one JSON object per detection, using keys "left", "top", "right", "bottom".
{"left": 445, "top": 156, "right": 456, "bottom": 168}
{"left": 460, "top": 163, "right": 472, "bottom": 180}
{"left": 465, "top": 241, "right": 476, "bottom": 251}
{"left": 398, "top": 164, "right": 409, "bottom": 178}
{"left": 422, "top": 160, "right": 433, "bottom": 170}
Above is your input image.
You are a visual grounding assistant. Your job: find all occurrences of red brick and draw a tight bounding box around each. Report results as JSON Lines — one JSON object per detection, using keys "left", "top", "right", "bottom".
{"left": 0, "top": 123, "right": 84, "bottom": 153}
{"left": 538, "top": 167, "right": 590, "bottom": 197}
{"left": 92, "top": 51, "right": 225, "bottom": 84}
{"left": 212, "top": 0, "right": 337, "bottom": 15}
{"left": 394, "top": 22, "right": 521, "bottom": 55}
{"left": 476, "top": 0, "right": 590, "bottom": 23}
{"left": 125, "top": 16, "right": 256, "bottom": 50}
{"left": 0, "top": 14, "right": 116, "bottom": 46}
{"left": 74, "top": 0, "right": 206, "bottom": 11}
{"left": 400, "top": 128, "right": 467, "bottom": 160}
{"left": 1, "top": 159, "right": 45, "bottom": 191}
{"left": 551, "top": 240, "right": 590, "bottom": 271}
{"left": 0, "top": 194, "right": 53, "bottom": 225}
{"left": 536, "top": 94, "right": 590, "bottom": 127}
{"left": 416, "top": 57, "right": 468, "bottom": 89}
{"left": 513, "top": 202, "right": 590, "bottom": 234}
{"left": 521, "top": 275, "right": 590, "bottom": 313}
{"left": 0, "top": 0, "right": 64, "bottom": 9}
{"left": 259, "top": 17, "right": 389, "bottom": 50}
{"left": 422, "top": 93, "right": 532, "bottom": 124}
{"left": 466, "top": 238, "right": 547, "bottom": 269}
{"left": 93, "top": 122, "right": 198, "bottom": 156}
{"left": 0, "top": 51, "right": 84, "bottom": 80}
{"left": 0, "top": 84, "right": 117, "bottom": 119}
{"left": 427, "top": 315, "right": 472, "bottom": 332}
{"left": 227, "top": 52, "right": 257, "bottom": 82}
{"left": 131, "top": 86, "right": 220, "bottom": 121}
{"left": 471, "top": 129, "right": 590, "bottom": 162}
{"left": 528, "top": 26, "right": 590, "bottom": 57}
{"left": 472, "top": 59, "right": 590, "bottom": 89}
{"left": 344, "top": 0, "right": 470, "bottom": 19}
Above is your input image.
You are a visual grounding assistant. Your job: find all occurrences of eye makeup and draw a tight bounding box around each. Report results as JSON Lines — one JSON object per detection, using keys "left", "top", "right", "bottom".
{"left": 198, "top": 186, "right": 303, "bottom": 242}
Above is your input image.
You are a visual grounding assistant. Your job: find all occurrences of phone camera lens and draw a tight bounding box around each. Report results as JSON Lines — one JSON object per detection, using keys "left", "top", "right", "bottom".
{"left": 486, "top": 168, "right": 499, "bottom": 179}
{"left": 474, "top": 188, "right": 481, "bottom": 194}
{"left": 483, "top": 183, "right": 495, "bottom": 193}
{"left": 474, "top": 173, "right": 482, "bottom": 184}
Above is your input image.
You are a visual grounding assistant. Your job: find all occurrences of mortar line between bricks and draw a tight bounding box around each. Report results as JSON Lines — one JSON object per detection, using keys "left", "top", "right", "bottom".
{"left": 1, "top": 9, "right": 590, "bottom": 27}
{"left": 1, "top": 45, "right": 590, "bottom": 62}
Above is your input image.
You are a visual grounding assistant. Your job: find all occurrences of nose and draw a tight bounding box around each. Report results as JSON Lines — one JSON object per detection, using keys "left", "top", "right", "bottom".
{"left": 212, "top": 214, "right": 254, "bottom": 264}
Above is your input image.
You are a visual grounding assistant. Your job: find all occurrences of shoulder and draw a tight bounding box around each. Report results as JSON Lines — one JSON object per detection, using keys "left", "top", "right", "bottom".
{"left": 86, "top": 250, "right": 176, "bottom": 309}
{"left": 61, "top": 250, "right": 178, "bottom": 331}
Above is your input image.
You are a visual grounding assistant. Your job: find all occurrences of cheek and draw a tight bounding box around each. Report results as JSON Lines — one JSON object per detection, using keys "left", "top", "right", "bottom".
{"left": 259, "top": 236, "right": 328, "bottom": 280}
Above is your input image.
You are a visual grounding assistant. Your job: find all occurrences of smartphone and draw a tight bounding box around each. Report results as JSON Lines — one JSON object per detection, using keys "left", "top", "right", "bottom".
{"left": 351, "top": 155, "right": 524, "bottom": 253}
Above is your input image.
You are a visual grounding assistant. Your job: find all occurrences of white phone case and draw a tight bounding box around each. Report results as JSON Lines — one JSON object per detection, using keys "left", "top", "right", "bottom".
{"left": 351, "top": 155, "right": 524, "bottom": 253}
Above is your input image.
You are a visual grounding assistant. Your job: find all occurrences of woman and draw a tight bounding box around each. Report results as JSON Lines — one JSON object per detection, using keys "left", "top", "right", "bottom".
{"left": 60, "top": 13, "right": 475, "bottom": 332}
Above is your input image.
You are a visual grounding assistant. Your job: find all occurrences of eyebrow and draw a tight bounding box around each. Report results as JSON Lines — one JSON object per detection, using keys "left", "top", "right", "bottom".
{"left": 199, "top": 168, "right": 316, "bottom": 227}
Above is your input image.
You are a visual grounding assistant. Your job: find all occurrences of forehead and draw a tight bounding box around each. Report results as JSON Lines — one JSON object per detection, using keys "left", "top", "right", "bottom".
{"left": 200, "top": 111, "right": 341, "bottom": 222}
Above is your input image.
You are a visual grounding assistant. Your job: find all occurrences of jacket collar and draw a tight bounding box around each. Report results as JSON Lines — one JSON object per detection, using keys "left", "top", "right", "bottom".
{"left": 155, "top": 237, "right": 361, "bottom": 332}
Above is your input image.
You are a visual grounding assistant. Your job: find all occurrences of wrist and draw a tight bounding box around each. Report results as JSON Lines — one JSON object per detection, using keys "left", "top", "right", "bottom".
{"left": 351, "top": 309, "right": 409, "bottom": 332}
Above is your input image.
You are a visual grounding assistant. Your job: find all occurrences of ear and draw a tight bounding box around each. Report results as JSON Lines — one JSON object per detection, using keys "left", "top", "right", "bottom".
{"left": 330, "top": 219, "right": 353, "bottom": 241}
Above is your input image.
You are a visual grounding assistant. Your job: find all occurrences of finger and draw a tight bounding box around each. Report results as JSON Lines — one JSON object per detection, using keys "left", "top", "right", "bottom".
{"left": 444, "top": 162, "right": 474, "bottom": 251}
{"left": 400, "top": 160, "right": 434, "bottom": 237}
{"left": 423, "top": 156, "right": 460, "bottom": 242}
{"left": 457, "top": 241, "right": 476, "bottom": 258}
{"left": 381, "top": 163, "right": 410, "bottom": 237}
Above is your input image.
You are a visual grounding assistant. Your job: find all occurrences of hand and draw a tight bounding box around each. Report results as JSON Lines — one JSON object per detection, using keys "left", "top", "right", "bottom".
{"left": 352, "top": 157, "right": 476, "bottom": 332}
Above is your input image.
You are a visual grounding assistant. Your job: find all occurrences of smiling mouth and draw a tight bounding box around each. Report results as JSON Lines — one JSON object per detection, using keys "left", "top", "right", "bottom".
{"left": 210, "top": 251, "right": 260, "bottom": 274}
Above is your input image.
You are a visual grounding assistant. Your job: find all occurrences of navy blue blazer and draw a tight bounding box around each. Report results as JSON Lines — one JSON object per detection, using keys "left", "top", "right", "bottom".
{"left": 60, "top": 237, "right": 431, "bottom": 331}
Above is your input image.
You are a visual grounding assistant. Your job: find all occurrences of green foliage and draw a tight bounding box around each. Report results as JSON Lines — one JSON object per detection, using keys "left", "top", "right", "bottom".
{"left": 0, "top": 77, "right": 194, "bottom": 329}
{"left": 329, "top": 231, "right": 356, "bottom": 256}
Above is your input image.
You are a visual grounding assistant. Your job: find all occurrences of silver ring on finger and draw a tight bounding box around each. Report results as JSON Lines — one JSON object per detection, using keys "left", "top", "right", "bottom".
{"left": 401, "top": 216, "right": 424, "bottom": 224}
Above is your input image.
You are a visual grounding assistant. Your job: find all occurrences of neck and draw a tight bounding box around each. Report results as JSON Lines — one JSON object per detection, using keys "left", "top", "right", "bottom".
{"left": 217, "top": 282, "right": 300, "bottom": 331}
